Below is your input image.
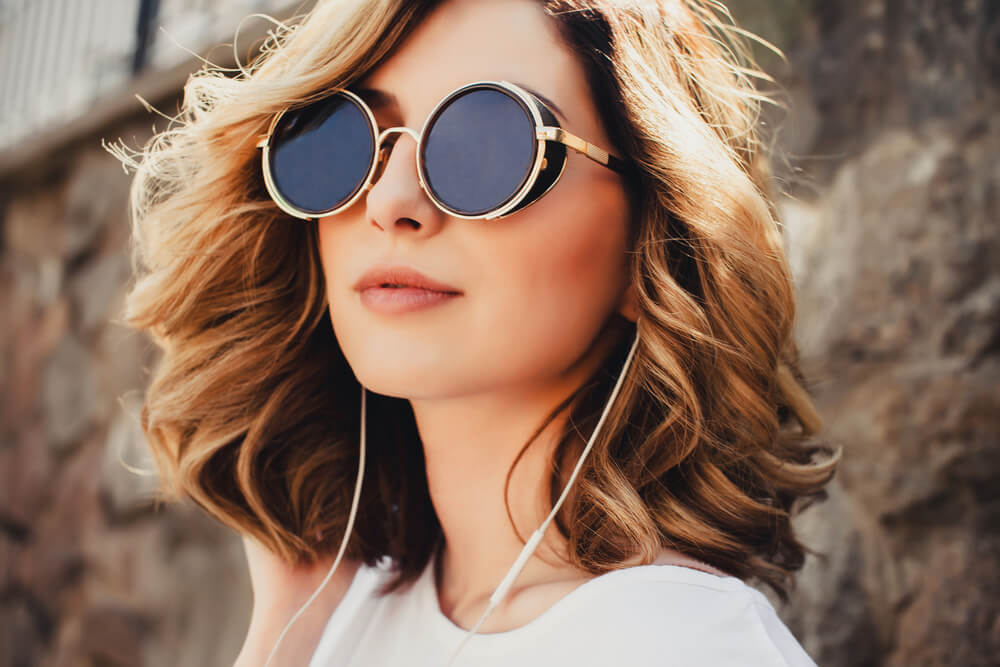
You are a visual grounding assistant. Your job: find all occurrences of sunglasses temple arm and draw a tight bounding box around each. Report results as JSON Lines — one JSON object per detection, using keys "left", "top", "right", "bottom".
{"left": 603, "top": 152, "right": 632, "bottom": 174}
{"left": 538, "top": 126, "right": 632, "bottom": 175}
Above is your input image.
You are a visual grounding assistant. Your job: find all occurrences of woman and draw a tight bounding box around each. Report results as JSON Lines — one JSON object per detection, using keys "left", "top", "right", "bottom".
{"left": 110, "top": 0, "right": 842, "bottom": 664}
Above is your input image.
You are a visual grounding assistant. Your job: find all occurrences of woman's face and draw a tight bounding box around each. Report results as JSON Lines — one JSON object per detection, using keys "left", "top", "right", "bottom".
{"left": 318, "top": 0, "right": 636, "bottom": 400}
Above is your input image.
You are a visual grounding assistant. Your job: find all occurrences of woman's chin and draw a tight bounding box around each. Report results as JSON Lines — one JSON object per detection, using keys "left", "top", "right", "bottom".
{"left": 351, "top": 366, "right": 456, "bottom": 400}
{"left": 354, "top": 366, "right": 512, "bottom": 403}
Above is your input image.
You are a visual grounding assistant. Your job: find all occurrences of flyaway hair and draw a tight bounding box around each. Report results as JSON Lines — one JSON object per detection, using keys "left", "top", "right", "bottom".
{"left": 107, "top": 0, "right": 841, "bottom": 601}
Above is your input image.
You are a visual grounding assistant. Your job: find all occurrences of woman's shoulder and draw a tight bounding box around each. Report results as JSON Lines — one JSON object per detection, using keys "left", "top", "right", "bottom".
{"left": 560, "top": 564, "right": 817, "bottom": 667}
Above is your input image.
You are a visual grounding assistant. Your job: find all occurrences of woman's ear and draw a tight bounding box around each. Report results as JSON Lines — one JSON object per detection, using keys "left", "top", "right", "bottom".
{"left": 617, "top": 282, "right": 640, "bottom": 323}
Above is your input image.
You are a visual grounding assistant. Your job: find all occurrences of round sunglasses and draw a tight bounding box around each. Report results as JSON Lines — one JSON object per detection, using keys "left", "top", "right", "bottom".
{"left": 256, "top": 80, "right": 632, "bottom": 221}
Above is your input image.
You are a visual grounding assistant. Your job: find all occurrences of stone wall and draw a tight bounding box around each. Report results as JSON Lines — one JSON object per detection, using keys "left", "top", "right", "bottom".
{"left": 1, "top": 120, "right": 254, "bottom": 666}
{"left": 1, "top": 1, "right": 997, "bottom": 665}
{"left": 732, "top": 1, "right": 1000, "bottom": 665}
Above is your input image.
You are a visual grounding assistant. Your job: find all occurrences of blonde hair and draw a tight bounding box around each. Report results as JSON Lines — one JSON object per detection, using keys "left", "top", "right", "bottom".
{"left": 108, "top": 0, "right": 841, "bottom": 601}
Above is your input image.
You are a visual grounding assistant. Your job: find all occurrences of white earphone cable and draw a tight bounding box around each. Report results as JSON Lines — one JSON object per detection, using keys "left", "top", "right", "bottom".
{"left": 263, "top": 385, "right": 368, "bottom": 667}
{"left": 444, "top": 326, "right": 641, "bottom": 666}
{"left": 262, "top": 324, "right": 639, "bottom": 667}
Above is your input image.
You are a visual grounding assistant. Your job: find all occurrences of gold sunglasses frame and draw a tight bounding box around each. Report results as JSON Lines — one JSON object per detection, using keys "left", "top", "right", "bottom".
{"left": 255, "top": 79, "right": 630, "bottom": 221}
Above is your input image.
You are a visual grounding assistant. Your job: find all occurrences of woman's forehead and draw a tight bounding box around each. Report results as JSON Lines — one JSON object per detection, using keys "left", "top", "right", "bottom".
{"left": 351, "top": 79, "right": 570, "bottom": 125}
{"left": 354, "top": 0, "right": 591, "bottom": 131}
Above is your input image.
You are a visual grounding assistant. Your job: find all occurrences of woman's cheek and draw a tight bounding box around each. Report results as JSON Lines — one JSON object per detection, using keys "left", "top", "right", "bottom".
{"left": 481, "top": 262, "right": 598, "bottom": 367}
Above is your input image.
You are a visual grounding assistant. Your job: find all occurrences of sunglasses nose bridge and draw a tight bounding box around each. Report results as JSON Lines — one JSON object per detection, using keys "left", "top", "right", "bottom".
{"left": 375, "top": 126, "right": 420, "bottom": 150}
{"left": 365, "top": 126, "right": 424, "bottom": 191}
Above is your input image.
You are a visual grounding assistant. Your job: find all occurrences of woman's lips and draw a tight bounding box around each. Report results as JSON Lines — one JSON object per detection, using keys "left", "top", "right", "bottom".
{"left": 353, "top": 263, "right": 462, "bottom": 314}
{"left": 359, "top": 286, "right": 461, "bottom": 314}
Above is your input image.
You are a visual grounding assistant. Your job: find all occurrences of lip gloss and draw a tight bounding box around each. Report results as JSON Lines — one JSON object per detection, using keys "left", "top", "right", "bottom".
{"left": 359, "top": 286, "right": 461, "bottom": 314}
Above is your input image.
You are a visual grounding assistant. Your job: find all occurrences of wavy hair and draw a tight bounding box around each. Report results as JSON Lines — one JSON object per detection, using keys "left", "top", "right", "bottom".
{"left": 108, "top": 0, "right": 842, "bottom": 601}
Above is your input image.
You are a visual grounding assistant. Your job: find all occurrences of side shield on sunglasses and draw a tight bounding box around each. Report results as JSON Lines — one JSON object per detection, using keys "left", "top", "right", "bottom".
{"left": 257, "top": 80, "right": 629, "bottom": 221}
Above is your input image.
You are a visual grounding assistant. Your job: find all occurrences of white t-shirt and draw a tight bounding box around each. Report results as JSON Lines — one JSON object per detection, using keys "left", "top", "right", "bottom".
{"left": 308, "top": 552, "right": 817, "bottom": 666}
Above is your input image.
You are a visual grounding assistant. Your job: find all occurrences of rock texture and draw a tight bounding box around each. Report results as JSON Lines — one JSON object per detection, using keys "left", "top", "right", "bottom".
{"left": 0, "top": 137, "right": 254, "bottom": 666}
{"left": 0, "top": 1, "right": 996, "bottom": 665}
{"left": 731, "top": 1, "right": 1000, "bottom": 665}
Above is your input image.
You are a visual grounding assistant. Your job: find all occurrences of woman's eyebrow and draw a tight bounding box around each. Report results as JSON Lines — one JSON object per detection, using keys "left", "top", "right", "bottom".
{"left": 352, "top": 86, "right": 397, "bottom": 112}
{"left": 351, "top": 82, "right": 567, "bottom": 123}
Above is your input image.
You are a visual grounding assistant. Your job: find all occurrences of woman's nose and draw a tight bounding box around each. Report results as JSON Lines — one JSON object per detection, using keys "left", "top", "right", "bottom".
{"left": 363, "top": 127, "right": 444, "bottom": 234}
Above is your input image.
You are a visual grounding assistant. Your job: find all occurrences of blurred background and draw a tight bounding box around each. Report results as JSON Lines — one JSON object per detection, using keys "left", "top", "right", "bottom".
{"left": 0, "top": 0, "right": 996, "bottom": 665}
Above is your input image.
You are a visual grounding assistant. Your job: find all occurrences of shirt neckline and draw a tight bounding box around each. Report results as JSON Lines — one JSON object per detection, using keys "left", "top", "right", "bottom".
{"left": 414, "top": 547, "right": 746, "bottom": 656}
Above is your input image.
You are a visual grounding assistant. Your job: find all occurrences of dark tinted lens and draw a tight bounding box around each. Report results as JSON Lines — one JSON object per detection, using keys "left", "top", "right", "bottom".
{"left": 421, "top": 88, "right": 536, "bottom": 216}
{"left": 267, "top": 94, "right": 375, "bottom": 215}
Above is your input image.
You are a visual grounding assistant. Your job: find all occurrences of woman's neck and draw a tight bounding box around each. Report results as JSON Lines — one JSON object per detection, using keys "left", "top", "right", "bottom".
{"left": 410, "top": 383, "right": 580, "bottom": 621}
{"left": 406, "top": 318, "right": 631, "bottom": 627}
